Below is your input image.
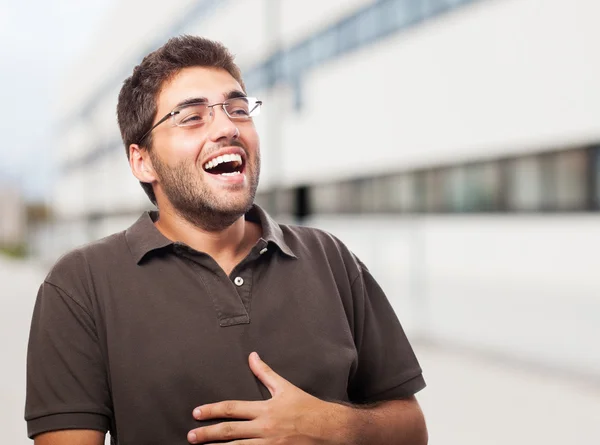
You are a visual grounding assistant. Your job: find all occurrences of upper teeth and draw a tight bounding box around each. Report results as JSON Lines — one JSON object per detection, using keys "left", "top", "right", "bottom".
{"left": 203, "top": 153, "right": 243, "bottom": 170}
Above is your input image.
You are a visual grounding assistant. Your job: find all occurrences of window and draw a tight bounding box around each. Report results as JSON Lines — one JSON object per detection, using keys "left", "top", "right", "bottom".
{"left": 424, "top": 169, "right": 446, "bottom": 212}
{"left": 358, "top": 177, "right": 390, "bottom": 213}
{"left": 274, "top": 188, "right": 296, "bottom": 216}
{"left": 339, "top": 181, "right": 360, "bottom": 213}
{"left": 275, "top": 52, "right": 291, "bottom": 82}
{"left": 595, "top": 147, "right": 600, "bottom": 210}
{"left": 241, "top": 0, "right": 478, "bottom": 95}
{"left": 338, "top": 15, "right": 361, "bottom": 54}
{"left": 357, "top": 4, "right": 383, "bottom": 45}
{"left": 506, "top": 155, "right": 544, "bottom": 212}
{"left": 380, "top": 0, "right": 422, "bottom": 35}
{"left": 554, "top": 149, "right": 588, "bottom": 211}
{"left": 310, "top": 28, "right": 338, "bottom": 65}
{"left": 388, "top": 173, "right": 417, "bottom": 213}
{"left": 421, "top": 0, "right": 451, "bottom": 17}
{"left": 305, "top": 145, "right": 594, "bottom": 216}
{"left": 288, "top": 42, "right": 313, "bottom": 75}
{"left": 254, "top": 191, "right": 276, "bottom": 214}
{"left": 311, "top": 183, "right": 340, "bottom": 214}
{"left": 446, "top": 166, "right": 468, "bottom": 211}
{"left": 444, "top": 0, "right": 474, "bottom": 7}
{"left": 464, "top": 162, "right": 502, "bottom": 211}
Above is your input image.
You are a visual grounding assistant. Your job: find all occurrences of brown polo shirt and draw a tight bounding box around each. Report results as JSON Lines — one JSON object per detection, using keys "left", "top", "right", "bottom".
{"left": 26, "top": 205, "right": 425, "bottom": 444}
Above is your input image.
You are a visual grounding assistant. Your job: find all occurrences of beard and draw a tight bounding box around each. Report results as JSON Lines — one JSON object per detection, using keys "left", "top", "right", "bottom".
{"left": 150, "top": 141, "right": 260, "bottom": 231}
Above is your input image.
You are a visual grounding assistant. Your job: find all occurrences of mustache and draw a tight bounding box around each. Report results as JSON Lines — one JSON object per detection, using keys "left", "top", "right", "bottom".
{"left": 203, "top": 138, "right": 247, "bottom": 158}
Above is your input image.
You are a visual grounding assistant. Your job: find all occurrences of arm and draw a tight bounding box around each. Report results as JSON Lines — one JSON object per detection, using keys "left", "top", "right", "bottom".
{"left": 337, "top": 261, "right": 427, "bottom": 444}
{"left": 26, "top": 280, "right": 112, "bottom": 440}
{"left": 34, "top": 430, "right": 105, "bottom": 445}
{"left": 186, "top": 353, "right": 427, "bottom": 444}
{"left": 339, "top": 397, "right": 427, "bottom": 445}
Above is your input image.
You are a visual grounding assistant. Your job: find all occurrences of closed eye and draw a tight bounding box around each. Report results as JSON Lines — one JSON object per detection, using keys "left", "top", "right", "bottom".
{"left": 180, "top": 113, "right": 206, "bottom": 125}
{"left": 230, "top": 108, "right": 250, "bottom": 117}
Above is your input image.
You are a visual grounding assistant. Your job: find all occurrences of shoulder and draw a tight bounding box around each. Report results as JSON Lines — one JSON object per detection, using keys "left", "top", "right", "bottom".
{"left": 278, "top": 223, "right": 363, "bottom": 281}
{"left": 44, "top": 230, "right": 128, "bottom": 296}
{"left": 279, "top": 223, "right": 352, "bottom": 255}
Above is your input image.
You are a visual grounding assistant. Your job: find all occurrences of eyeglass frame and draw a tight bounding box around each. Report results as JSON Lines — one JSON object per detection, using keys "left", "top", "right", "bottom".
{"left": 137, "top": 96, "right": 262, "bottom": 145}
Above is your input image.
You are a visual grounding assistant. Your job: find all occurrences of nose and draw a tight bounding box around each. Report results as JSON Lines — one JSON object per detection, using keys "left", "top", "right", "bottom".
{"left": 208, "top": 104, "right": 239, "bottom": 142}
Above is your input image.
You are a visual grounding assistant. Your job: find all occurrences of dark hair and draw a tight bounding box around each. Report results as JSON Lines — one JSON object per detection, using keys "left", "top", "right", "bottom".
{"left": 116, "top": 35, "right": 245, "bottom": 205}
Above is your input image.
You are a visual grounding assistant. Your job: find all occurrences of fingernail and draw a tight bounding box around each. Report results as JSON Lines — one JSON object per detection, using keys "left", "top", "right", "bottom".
{"left": 193, "top": 408, "right": 201, "bottom": 418}
{"left": 187, "top": 431, "right": 197, "bottom": 443}
{"left": 254, "top": 352, "right": 260, "bottom": 361}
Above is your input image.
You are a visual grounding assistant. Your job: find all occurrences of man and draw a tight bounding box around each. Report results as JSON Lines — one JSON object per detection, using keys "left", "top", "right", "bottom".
{"left": 26, "top": 36, "right": 427, "bottom": 444}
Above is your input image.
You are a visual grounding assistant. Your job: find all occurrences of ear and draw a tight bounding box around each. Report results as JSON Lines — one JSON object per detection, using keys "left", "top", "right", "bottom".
{"left": 129, "top": 144, "right": 157, "bottom": 183}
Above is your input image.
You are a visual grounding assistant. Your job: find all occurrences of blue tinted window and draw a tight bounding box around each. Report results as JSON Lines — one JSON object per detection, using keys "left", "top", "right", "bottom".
{"left": 310, "top": 28, "right": 338, "bottom": 65}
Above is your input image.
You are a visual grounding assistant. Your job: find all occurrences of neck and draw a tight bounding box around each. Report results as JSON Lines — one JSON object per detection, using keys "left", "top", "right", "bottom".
{"left": 154, "top": 201, "right": 260, "bottom": 271}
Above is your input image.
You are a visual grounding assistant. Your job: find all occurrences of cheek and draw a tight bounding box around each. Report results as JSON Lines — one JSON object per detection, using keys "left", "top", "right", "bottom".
{"left": 242, "top": 129, "right": 260, "bottom": 155}
{"left": 163, "top": 132, "right": 207, "bottom": 162}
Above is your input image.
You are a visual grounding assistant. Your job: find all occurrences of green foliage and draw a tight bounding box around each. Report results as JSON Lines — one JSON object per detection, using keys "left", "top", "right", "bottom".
{"left": 0, "top": 243, "right": 28, "bottom": 259}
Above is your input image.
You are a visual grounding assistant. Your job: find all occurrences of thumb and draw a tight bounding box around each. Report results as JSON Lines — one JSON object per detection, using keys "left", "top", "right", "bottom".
{"left": 248, "top": 352, "right": 286, "bottom": 396}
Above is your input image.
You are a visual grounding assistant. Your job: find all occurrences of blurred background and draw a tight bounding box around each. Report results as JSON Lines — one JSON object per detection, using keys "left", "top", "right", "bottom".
{"left": 1, "top": 0, "right": 599, "bottom": 443}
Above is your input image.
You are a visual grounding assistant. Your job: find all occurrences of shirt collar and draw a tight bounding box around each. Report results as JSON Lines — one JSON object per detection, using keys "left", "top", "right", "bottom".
{"left": 125, "top": 211, "right": 173, "bottom": 264}
{"left": 245, "top": 204, "right": 296, "bottom": 259}
{"left": 126, "top": 204, "right": 296, "bottom": 264}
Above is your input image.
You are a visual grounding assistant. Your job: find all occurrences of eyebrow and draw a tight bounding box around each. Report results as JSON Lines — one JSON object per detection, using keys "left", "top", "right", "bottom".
{"left": 225, "top": 90, "right": 247, "bottom": 100}
{"left": 174, "top": 90, "right": 247, "bottom": 109}
{"left": 174, "top": 97, "right": 208, "bottom": 109}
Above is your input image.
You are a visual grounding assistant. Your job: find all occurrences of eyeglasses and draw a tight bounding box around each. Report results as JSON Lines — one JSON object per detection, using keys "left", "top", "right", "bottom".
{"left": 138, "top": 96, "right": 262, "bottom": 144}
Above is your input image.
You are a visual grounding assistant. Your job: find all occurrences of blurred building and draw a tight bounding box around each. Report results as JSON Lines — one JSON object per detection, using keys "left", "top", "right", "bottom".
{"left": 0, "top": 182, "right": 26, "bottom": 249}
{"left": 45, "top": 0, "right": 600, "bottom": 382}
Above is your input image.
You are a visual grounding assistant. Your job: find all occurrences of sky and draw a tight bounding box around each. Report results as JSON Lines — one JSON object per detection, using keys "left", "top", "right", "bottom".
{"left": 0, "top": 0, "right": 116, "bottom": 200}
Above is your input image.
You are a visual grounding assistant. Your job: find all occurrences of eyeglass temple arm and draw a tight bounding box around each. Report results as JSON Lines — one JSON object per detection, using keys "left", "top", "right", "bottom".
{"left": 138, "top": 110, "right": 180, "bottom": 145}
{"left": 249, "top": 100, "right": 262, "bottom": 114}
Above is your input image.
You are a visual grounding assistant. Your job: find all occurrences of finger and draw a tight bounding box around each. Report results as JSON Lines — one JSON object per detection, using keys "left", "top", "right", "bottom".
{"left": 194, "top": 400, "right": 264, "bottom": 420}
{"left": 248, "top": 352, "right": 287, "bottom": 396}
{"left": 204, "top": 440, "right": 263, "bottom": 445}
{"left": 187, "top": 420, "right": 262, "bottom": 444}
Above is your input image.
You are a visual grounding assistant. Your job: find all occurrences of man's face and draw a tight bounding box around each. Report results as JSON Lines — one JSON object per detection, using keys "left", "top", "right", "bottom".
{"left": 147, "top": 66, "right": 260, "bottom": 230}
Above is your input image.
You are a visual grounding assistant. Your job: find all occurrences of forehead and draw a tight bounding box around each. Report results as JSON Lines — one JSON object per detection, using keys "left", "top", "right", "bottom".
{"left": 156, "top": 66, "right": 243, "bottom": 112}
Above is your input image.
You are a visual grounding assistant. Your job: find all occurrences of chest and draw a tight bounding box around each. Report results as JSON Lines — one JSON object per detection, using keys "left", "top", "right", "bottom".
{"left": 97, "top": 257, "right": 358, "bottom": 444}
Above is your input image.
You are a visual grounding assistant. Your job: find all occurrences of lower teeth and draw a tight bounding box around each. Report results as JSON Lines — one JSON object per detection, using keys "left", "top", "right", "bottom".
{"left": 220, "top": 171, "right": 241, "bottom": 176}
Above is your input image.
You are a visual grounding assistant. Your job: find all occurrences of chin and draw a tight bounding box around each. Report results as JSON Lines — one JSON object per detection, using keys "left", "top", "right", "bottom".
{"left": 212, "top": 195, "right": 254, "bottom": 214}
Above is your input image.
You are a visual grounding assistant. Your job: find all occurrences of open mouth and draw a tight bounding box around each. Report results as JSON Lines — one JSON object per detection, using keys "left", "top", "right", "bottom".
{"left": 203, "top": 153, "right": 245, "bottom": 177}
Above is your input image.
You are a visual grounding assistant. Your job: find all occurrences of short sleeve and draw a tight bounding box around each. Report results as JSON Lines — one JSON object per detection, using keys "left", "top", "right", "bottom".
{"left": 25, "top": 281, "right": 112, "bottom": 438}
{"left": 347, "top": 263, "right": 425, "bottom": 403}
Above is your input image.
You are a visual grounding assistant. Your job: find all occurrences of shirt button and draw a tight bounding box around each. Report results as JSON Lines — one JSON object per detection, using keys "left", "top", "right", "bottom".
{"left": 259, "top": 247, "right": 268, "bottom": 255}
{"left": 234, "top": 276, "right": 244, "bottom": 286}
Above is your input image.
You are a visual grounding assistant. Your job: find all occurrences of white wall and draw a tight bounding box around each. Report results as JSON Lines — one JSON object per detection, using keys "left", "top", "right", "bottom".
{"left": 56, "top": 0, "right": 200, "bottom": 122}
{"left": 273, "top": 0, "right": 600, "bottom": 186}
{"left": 278, "top": 0, "right": 374, "bottom": 47}
{"left": 307, "top": 214, "right": 600, "bottom": 378}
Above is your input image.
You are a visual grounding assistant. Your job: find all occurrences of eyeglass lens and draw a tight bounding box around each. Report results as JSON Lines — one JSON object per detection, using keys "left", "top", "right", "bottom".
{"left": 175, "top": 98, "right": 260, "bottom": 126}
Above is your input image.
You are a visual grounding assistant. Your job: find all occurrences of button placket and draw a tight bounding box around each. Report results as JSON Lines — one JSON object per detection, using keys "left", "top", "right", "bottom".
{"left": 230, "top": 268, "right": 253, "bottom": 315}
{"left": 177, "top": 252, "right": 249, "bottom": 326}
{"left": 227, "top": 240, "right": 267, "bottom": 318}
